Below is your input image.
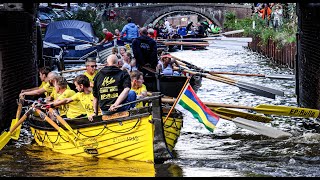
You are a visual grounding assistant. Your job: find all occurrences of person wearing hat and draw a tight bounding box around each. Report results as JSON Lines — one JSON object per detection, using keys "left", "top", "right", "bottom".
{"left": 156, "top": 53, "right": 180, "bottom": 76}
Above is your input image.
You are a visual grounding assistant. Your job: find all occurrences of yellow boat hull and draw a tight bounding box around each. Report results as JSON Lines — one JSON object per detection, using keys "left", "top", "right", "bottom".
{"left": 29, "top": 107, "right": 183, "bottom": 163}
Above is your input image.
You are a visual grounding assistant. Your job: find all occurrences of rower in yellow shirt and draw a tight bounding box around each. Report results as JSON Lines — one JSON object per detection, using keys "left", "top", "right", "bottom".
{"left": 49, "top": 76, "right": 86, "bottom": 119}
{"left": 48, "top": 75, "right": 101, "bottom": 121}
{"left": 130, "top": 70, "right": 147, "bottom": 108}
{"left": 83, "top": 58, "right": 98, "bottom": 87}
{"left": 20, "top": 71, "right": 59, "bottom": 99}
{"left": 20, "top": 66, "right": 51, "bottom": 97}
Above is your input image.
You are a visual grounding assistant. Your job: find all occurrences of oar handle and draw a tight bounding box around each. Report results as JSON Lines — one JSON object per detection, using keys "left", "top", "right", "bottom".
{"left": 49, "top": 108, "right": 79, "bottom": 139}
{"left": 49, "top": 108, "right": 68, "bottom": 126}
{"left": 161, "top": 97, "right": 254, "bottom": 110}
{"left": 60, "top": 65, "right": 104, "bottom": 74}
{"left": 35, "top": 109, "right": 61, "bottom": 130}
{"left": 180, "top": 68, "right": 235, "bottom": 86}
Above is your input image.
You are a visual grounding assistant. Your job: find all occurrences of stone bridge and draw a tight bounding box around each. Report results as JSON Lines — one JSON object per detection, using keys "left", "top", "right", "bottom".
{"left": 111, "top": 3, "right": 252, "bottom": 28}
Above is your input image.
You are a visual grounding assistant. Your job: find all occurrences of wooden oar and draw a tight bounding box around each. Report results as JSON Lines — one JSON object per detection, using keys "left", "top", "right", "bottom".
{"left": 179, "top": 68, "right": 278, "bottom": 99}
{"left": 164, "top": 42, "right": 209, "bottom": 46}
{"left": 216, "top": 113, "right": 292, "bottom": 139}
{"left": 172, "top": 54, "right": 294, "bottom": 80}
{"left": 207, "top": 29, "right": 244, "bottom": 37}
{"left": 34, "top": 108, "right": 78, "bottom": 147}
{"left": 10, "top": 98, "right": 24, "bottom": 140}
{"left": 200, "top": 101, "right": 320, "bottom": 118}
{"left": 207, "top": 71, "right": 295, "bottom": 80}
{"left": 60, "top": 65, "right": 104, "bottom": 74}
{"left": 161, "top": 97, "right": 272, "bottom": 123}
{"left": 0, "top": 107, "right": 33, "bottom": 150}
{"left": 48, "top": 108, "right": 80, "bottom": 140}
{"left": 171, "top": 55, "right": 284, "bottom": 98}
{"left": 161, "top": 97, "right": 319, "bottom": 118}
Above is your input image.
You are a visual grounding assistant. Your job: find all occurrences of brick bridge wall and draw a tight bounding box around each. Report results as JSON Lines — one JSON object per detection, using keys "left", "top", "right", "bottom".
{"left": 112, "top": 3, "right": 252, "bottom": 28}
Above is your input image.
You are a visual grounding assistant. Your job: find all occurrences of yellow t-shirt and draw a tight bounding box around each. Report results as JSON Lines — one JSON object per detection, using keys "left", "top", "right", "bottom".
{"left": 84, "top": 71, "right": 98, "bottom": 83}
{"left": 131, "top": 84, "right": 147, "bottom": 108}
{"left": 39, "top": 81, "right": 49, "bottom": 96}
{"left": 42, "top": 82, "right": 53, "bottom": 97}
{"left": 71, "top": 91, "right": 100, "bottom": 116}
{"left": 54, "top": 89, "right": 85, "bottom": 119}
{"left": 50, "top": 85, "right": 71, "bottom": 100}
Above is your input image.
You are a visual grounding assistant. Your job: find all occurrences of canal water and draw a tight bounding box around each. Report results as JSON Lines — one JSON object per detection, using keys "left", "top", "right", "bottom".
{"left": 1, "top": 44, "right": 320, "bottom": 177}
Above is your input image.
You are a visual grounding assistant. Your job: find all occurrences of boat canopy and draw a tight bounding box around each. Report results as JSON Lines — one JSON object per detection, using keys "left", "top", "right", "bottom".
{"left": 44, "top": 20, "right": 98, "bottom": 46}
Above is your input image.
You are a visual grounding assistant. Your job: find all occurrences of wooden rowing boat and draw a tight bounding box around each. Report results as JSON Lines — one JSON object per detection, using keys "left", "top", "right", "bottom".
{"left": 27, "top": 96, "right": 183, "bottom": 163}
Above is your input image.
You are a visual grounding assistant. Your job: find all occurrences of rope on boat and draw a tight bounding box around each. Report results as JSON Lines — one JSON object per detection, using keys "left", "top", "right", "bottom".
{"left": 104, "top": 118, "right": 141, "bottom": 134}
{"left": 76, "top": 125, "right": 107, "bottom": 138}
{"left": 33, "top": 118, "right": 142, "bottom": 144}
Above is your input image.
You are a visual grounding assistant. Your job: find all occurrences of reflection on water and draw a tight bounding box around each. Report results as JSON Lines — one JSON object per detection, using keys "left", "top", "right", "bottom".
{"left": 1, "top": 46, "right": 320, "bottom": 177}
{"left": 0, "top": 141, "right": 183, "bottom": 177}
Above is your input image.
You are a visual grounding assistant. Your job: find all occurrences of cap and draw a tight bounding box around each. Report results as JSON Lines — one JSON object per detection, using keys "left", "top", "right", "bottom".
{"left": 161, "top": 54, "right": 172, "bottom": 59}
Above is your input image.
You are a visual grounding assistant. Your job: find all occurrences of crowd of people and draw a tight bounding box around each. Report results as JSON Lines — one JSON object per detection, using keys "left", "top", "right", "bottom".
{"left": 254, "top": 3, "right": 284, "bottom": 30}
{"left": 99, "top": 16, "right": 221, "bottom": 48}
{"left": 20, "top": 17, "right": 187, "bottom": 121}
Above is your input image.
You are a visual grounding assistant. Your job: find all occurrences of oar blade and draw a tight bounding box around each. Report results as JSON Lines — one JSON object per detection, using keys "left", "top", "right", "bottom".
{"left": 232, "top": 117, "right": 292, "bottom": 139}
{"left": 237, "top": 81, "right": 284, "bottom": 96}
{"left": 0, "top": 132, "right": 11, "bottom": 150}
{"left": 62, "top": 34, "right": 75, "bottom": 42}
{"left": 255, "top": 104, "right": 320, "bottom": 118}
{"left": 10, "top": 118, "right": 21, "bottom": 140}
{"left": 236, "top": 82, "right": 276, "bottom": 99}
{"left": 265, "top": 74, "right": 295, "bottom": 80}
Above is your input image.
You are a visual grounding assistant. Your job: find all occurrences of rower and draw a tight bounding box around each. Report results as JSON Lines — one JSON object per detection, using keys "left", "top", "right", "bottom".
{"left": 83, "top": 58, "right": 98, "bottom": 87}
{"left": 49, "top": 76, "right": 86, "bottom": 119}
{"left": 47, "top": 75, "right": 100, "bottom": 121}
{"left": 20, "top": 66, "right": 51, "bottom": 98}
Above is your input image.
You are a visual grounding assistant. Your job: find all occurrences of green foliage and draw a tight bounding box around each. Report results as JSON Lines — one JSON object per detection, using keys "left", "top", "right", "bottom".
{"left": 224, "top": 10, "right": 297, "bottom": 48}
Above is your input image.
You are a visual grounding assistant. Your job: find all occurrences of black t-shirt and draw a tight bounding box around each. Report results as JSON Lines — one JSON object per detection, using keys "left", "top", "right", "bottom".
{"left": 93, "top": 66, "right": 131, "bottom": 111}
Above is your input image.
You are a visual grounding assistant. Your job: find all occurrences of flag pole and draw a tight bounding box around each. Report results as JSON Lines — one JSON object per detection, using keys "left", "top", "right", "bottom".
{"left": 163, "top": 77, "right": 191, "bottom": 123}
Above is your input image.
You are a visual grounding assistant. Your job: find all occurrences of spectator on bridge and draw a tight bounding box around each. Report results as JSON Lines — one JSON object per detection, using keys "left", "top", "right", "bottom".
{"left": 132, "top": 27, "right": 157, "bottom": 73}
{"left": 121, "top": 17, "right": 139, "bottom": 43}
{"left": 259, "top": 3, "right": 272, "bottom": 27}
{"left": 99, "top": 28, "right": 114, "bottom": 45}
{"left": 272, "top": 4, "right": 283, "bottom": 30}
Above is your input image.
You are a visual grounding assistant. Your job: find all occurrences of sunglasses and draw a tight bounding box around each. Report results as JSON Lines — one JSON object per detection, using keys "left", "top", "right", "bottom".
{"left": 87, "top": 65, "right": 97, "bottom": 68}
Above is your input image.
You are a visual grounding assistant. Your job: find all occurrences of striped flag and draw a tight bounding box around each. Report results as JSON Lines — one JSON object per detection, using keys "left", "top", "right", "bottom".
{"left": 175, "top": 84, "right": 220, "bottom": 132}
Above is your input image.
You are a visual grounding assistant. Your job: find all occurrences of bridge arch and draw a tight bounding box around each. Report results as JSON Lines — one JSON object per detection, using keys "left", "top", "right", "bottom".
{"left": 143, "top": 6, "right": 222, "bottom": 27}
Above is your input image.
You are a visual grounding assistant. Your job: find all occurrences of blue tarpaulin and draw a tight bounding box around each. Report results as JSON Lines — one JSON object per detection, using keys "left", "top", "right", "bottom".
{"left": 44, "top": 20, "right": 97, "bottom": 46}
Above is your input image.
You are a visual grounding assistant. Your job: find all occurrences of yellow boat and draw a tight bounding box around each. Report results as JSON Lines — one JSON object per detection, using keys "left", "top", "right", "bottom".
{"left": 27, "top": 96, "right": 183, "bottom": 163}
{"left": 26, "top": 75, "right": 201, "bottom": 163}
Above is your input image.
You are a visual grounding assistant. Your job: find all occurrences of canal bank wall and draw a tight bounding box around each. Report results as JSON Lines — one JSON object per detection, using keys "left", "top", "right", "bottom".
{"left": 227, "top": 33, "right": 296, "bottom": 69}
{"left": 248, "top": 37, "right": 296, "bottom": 69}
